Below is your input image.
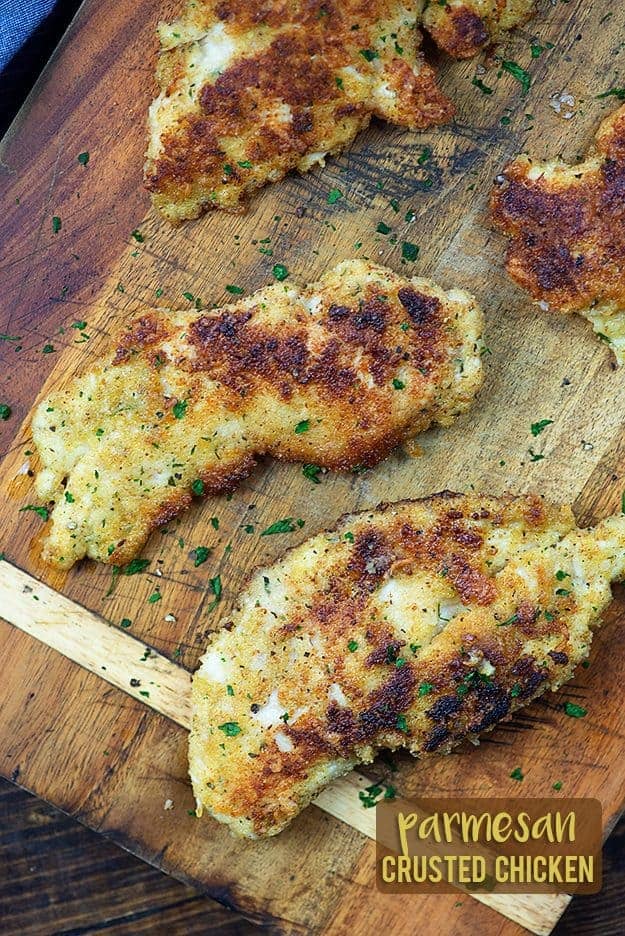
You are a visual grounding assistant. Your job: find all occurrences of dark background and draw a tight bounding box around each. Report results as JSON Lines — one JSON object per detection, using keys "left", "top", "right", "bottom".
{"left": 0, "top": 4, "right": 623, "bottom": 934}
{"left": 0, "top": 0, "right": 83, "bottom": 135}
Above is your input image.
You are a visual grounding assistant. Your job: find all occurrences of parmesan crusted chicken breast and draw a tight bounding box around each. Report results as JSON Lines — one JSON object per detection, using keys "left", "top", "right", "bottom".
{"left": 144, "top": 1, "right": 454, "bottom": 222}
{"left": 190, "top": 492, "right": 625, "bottom": 838}
{"left": 491, "top": 105, "right": 625, "bottom": 364}
{"left": 423, "top": 0, "right": 535, "bottom": 59}
{"left": 31, "top": 261, "right": 484, "bottom": 568}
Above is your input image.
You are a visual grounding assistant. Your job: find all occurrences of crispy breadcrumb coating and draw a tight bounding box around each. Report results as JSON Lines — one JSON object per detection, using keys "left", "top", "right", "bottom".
{"left": 190, "top": 492, "right": 625, "bottom": 838}
{"left": 492, "top": 105, "right": 625, "bottom": 363}
{"left": 31, "top": 261, "right": 484, "bottom": 567}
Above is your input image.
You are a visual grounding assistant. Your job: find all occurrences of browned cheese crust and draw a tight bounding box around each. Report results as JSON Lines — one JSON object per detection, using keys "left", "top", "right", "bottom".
{"left": 423, "top": 0, "right": 535, "bottom": 58}
{"left": 144, "top": 1, "right": 454, "bottom": 221}
{"left": 31, "top": 260, "right": 484, "bottom": 567}
{"left": 190, "top": 491, "right": 625, "bottom": 837}
{"left": 491, "top": 104, "right": 625, "bottom": 363}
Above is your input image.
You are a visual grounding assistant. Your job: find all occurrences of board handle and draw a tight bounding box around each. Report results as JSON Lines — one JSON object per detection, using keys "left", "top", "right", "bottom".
{"left": 0, "top": 558, "right": 193, "bottom": 729}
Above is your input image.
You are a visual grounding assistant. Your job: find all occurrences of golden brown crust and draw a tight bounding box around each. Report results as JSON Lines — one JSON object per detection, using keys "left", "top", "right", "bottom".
{"left": 423, "top": 0, "right": 536, "bottom": 58}
{"left": 491, "top": 105, "right": 625, "bottom": 362}
{"left": 190, "top": 493, "right": 625, "bottom": 837}
{"left": 31, "top": 260, "right": 484, "bottom": 567}
{"left": 145, "top": 1, "right": 454, "bottom": 221}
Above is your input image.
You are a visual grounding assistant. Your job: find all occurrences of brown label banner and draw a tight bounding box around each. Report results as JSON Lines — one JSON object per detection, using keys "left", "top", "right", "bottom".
{"left": 376, "top": 797, "right": 602, "bottom": 895}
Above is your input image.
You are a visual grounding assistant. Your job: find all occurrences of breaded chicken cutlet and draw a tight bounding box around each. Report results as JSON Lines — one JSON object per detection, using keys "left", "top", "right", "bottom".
{"left": 423, "top": 0, "right": 536, "bottom": 59}
{"left": 491, "top": 105, "right": 625, "bottom": 364}
{"left": 145, "top": 1, "right": 454, "bottom": 222}
{"left": 190, "top": 492, "right": 625, "bottom": 838}
{"left": 31, "top": 260, "right": 484, "bottom": 568}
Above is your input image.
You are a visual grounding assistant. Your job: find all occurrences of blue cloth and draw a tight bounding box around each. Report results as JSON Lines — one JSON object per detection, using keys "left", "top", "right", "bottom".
{"left": 0, "top": 0, "right": 57, "bottom": 70}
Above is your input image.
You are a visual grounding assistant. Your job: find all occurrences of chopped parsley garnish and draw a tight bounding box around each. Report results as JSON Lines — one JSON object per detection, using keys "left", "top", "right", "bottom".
{"left": 120, "top": 618, "right": 132, "bottom": 628}
{"left": 303, "top": 463, "right": 322, "bottom": 483}
{"left": 238, "top": 160, "right": 252, "bottom": 168}
{"left": 358, "top": 783, "right": 395, "bottom": 807}
{"left": 472, "top": 77, "right": 494, "bottom": 95}
{"left": 225, "top": 284, "right": 244, "bottom": 294}
{"left": 207, "top": 575, "right": 222, "bottom": 612}
{"left": 193, "top": 546, "right": 211, "bottom": 567}
{"left": 385, "top": 644, "right": 399, "bottom": 664}
{"left": 510, "top": 767, "right": 524, "bottom": 782}
{"left": 348, "top": 639, "right": 358, "bottom": 652}
{"left": 19, "top": 504, "right": 49, "bottom": 521}
{"left": 501, "top": 60, "right": 532, "bottom": 96}
{"left": 77, "top": 151, "right": 90, "bottom": 165}
{"left": 148, "top": 591, "right": 161, "bottom": 603}
{"left": 359, "top": 49, "right": 379, "bottom": 62}
{"left": 0, "top": 404, "right": 11, "bottom": 421}
{"left": 191, "top": 479, "right": 205, "bottom": 496}
{"left": 261, "top": 518, "right": 298, "bottom": 535}
{"left": 401, "top": 242, "right": 419, "bottom": 261}
{"left": 172, "top": 399, "right": 188, "bottom": 419}
{"left": 106, "top": 558, "right": 150, "bottom": 596}
{"left": 530, "top": 419, "right": 553, "bottom": 436}
{"left": 418, "top": 682, "right": 434, "bottom": 696}
{"left": 563, "top": 702, "right": 587, "bottom": 718}
{"left": 497, "top": 613, "right": 518, "bottom": 627}
{"left": 553, "top": 780, "right": 563, "bottom": 791}
{"left": 227, "top": 684, "right": 234, "bottom": 696}
{"left": 52, "top": 216, "right": 62, "bottom": 234}
{"left": 376, "top": 221, "right": 391, "bottom": 235}
{"left": 396, "top": 714, "right": 408, "bottom": 733}
{"left": 359, "top": 784, "right": 383, "bottom": 808}
{"left": 218, "top": 721, "right": 241, "bottom": 737}
{"left": 294, "top": 419, "right": 310, "bottom": 434}
{"left": 131, "top": 229, "right": 145, "bottom": 243}
{"left": 555, "top": 570, "right": 569, "bottom": 581}
{"left": 392, "top": 378, "right": 405, "bottom": 390}
{"left": 597, "top": 88, "right": 625, "bottom": 100}
{"left": 272, "top": 264, "right": 289, "bottom": 281}
{"left": 327, "top": 188, "right": 343, "bottom": 204}
{"left": 64, "top": 491, "right": 75, "bottom": 503}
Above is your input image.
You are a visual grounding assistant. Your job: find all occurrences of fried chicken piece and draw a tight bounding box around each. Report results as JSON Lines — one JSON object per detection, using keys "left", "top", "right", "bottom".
{"left": 423, "top": 0, "right": 536, "bottom": 58}
{"left": 31, "top": 260, "right": 484, "bottom": 568}
{"left": 190, "top": 492, "right": 625, "bottom": 838}
{"left": 491, "top": 105, "right": 625, "bottom": 364}
{"left": 144, "top": 1, "right": 454, "bottom": 222}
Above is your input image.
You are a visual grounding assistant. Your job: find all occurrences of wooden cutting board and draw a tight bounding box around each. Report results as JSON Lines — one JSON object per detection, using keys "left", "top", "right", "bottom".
{"left": 2, "top": 1, "right": 625, "bottom": 933}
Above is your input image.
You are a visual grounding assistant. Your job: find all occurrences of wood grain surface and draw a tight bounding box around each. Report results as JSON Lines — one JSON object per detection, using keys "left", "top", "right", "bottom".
{"left": 2, "top": 1, "right": 625, "bottom": 933}
{"left": 2, "top": 778, "right": 622, "bottom": 935}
